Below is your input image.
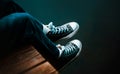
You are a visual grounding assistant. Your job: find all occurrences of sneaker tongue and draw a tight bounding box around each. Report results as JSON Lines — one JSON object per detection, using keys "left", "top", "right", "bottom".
{"left": 43, "top": 25, "right": 51, "bottom": 34}
{"left": 47, "top": 22, "right": 55, "bottom": 29}
{"left": 57, "top": 44, "right": 65, "bottom": 58}
{"left": 56, "top": 44, "right": 62, "bottom": 49}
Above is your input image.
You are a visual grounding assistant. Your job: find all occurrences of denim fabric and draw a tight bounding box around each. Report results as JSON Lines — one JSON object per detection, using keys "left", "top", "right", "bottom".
{"left": 0, "top": 13, "right": 59, "bottom": 58}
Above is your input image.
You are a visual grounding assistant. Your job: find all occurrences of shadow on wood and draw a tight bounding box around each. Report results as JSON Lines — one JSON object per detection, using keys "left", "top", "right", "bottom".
{"left": 0, "top": 45, "right": 59, "bottom": 74}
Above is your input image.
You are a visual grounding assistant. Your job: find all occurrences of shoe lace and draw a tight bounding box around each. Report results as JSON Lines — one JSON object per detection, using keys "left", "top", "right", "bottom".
{"left": 64, "top": 43, "right": 77, "bottom": 56}
{"left": 47, "top": 22, "right": 70, "bottom": 35}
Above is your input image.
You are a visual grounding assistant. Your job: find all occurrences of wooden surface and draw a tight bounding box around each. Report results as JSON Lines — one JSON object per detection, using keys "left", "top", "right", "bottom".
{"left": 0, "top": 46, "right": 59, "bottom": 74}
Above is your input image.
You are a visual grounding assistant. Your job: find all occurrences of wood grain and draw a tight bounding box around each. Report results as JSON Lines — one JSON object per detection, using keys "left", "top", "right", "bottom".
{"left": 0, "top": 46, "right": 59, "bottom": 74}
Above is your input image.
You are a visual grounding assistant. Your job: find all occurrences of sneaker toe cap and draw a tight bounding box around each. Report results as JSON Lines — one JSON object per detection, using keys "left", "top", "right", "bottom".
{"left": 68, "top": 22, "right": 79, "bottom": 30}
{"left": 71, "top": 39, "right": 82, "bottom": 50}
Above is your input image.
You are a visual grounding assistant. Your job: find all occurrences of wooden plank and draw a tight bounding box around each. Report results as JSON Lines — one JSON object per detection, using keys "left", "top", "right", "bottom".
{"left": 24, "top": 62, "right": 59, "bottom": 74}
{"left": 0, "top": 46, "right": 58, "bottom": 74}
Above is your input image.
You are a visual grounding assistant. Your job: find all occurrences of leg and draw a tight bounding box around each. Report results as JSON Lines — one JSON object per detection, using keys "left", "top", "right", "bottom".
{"left": 0, "top": 13, "right": 59, "bottom": 58}
{"left": 0, "top": 12, "right": 82, "bottom": 63}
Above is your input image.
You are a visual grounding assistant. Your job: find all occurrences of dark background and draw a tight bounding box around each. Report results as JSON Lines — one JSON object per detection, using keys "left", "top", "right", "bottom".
{"left": 15, "top": 0, "right": 120, "bottom": 74}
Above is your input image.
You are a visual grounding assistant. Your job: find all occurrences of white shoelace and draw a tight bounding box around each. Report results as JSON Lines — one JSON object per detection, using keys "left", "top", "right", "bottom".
{"left": 46, "top": 22, "right": 69, "bottom": 35}
{"left": 57, "top": 43, "right": 77, "bottom": 58}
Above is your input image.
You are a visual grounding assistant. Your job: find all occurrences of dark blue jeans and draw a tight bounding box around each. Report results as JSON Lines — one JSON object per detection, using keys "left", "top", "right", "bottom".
{"left": 0, "top": 13, "right": 59, "bottom": 58}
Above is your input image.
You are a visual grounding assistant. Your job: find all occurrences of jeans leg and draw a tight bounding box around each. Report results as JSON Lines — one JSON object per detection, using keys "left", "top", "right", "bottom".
{"left": 0, "top": 13, "right": 59, "bottom": 58}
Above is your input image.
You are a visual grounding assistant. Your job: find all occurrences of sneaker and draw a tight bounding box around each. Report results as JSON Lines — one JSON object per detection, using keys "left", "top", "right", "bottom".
{"left": 46, "top": 22, "right": 79, "bottom": 41}
{"left": 57, "top": 39, "right": 82, "bottom": 63}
